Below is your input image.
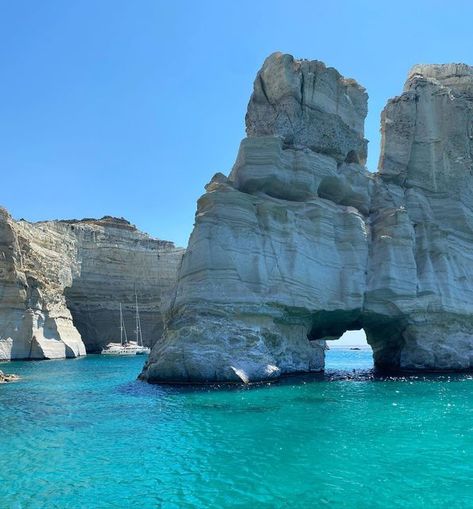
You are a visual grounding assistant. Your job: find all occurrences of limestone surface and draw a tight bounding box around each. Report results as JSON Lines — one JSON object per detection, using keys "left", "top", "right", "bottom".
{"left": 246, "top": 53, "right": 368, "bottom": 164}
{"left": 141, "top": 54, "right": 473, "bottom": 384}
{"left": 371, "top": 62, "right": 473, "bottom": 370}
{"left": 56, "top": 217, "right": 184, "bottom": 353}
{"left": 0, "top": 211, "right": 184, "bottom": 360}
{"left": 0, "top": 207, "right": 86, "bottom": 360}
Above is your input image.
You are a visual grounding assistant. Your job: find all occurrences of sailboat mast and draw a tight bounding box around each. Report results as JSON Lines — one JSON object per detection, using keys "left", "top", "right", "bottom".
{"left": 120, "top": 303, "right": 123, "bottom": 346}
{"left": 135, "top": 293, "right": 139, "bottom": 345}
{"left": 120, "top": 303, "right": 128, "bottom": 345}
{"left": 139, "top": 314, "right": 143, "bottom": 347}
{"left": 135, "top": 292, "right": 144, "bottom": 347}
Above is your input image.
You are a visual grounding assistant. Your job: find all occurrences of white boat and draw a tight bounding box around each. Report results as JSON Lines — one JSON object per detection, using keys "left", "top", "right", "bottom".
{"left": 101, "top": 303, "right": 134, "bottom": 355}
{"left": 101, "top": 342, "right": 137, "bottom": 355}
{"left": 101, "top": 298, "right": 150, "bottom": 355}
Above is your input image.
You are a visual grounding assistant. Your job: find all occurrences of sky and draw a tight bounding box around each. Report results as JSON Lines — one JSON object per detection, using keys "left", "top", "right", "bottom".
{"left": 1, "top": 1, "right": 472, "bottom": 344}
{"left": 1, "top": 1, "right": 473, "bottom": 247}
{"left": 335, "top": 329, "right": 368, "bottom": 347}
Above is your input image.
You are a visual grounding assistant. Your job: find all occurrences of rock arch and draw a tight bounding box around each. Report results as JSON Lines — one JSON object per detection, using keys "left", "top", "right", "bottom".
{"left": 141, "top": 53, "right": 473, "bottom": 383}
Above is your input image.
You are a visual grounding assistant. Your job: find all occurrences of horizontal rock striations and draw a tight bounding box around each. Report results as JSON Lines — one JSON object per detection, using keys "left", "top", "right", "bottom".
{"left": 0, "top": 208, "right": 86, "bottom": 360}
{"left": 0, "top": 211, "right": 184, "bottom": 360}
{"left": 57, "top": 218, "right": 184, "bottom": 353}
{"left": 141, "top": 53, "right": 373, "bottom": 383}
{"left": 372, "top": 62, "right": 473, "bottom": 370}
{"left": 141, "top": 53, "right": 473, "bottom": 384}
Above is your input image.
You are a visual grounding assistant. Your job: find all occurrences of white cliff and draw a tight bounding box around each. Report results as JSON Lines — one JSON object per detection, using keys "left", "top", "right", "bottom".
{"left": 369, "top": 62, "right": 473, "bottom": 370}
{"left": 141, "top": 53, "right": 373, "bottom": 383}
{"left": 0, "top": 207, "right": 86, "bottom": 360}
{"left": 0, "top": 211, "right": 184, "bottom": 360}
{"left": 53, "top": 217, "right": 184, "bottom": 353}
{"left": 141, "top": 53, "right": 473, "bottom": 384}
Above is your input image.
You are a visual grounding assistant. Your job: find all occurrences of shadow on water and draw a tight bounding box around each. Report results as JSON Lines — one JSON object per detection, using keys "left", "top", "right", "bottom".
{"left": 115, "top": 367, "right": 473, "bottom": 402}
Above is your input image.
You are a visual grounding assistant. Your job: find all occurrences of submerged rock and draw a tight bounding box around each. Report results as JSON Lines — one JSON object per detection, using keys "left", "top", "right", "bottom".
{"left": 0, "top": 210, "right": 184, "bottom": 360}
{"left": 141, "top": 53, "right": 473, "bottom": 384}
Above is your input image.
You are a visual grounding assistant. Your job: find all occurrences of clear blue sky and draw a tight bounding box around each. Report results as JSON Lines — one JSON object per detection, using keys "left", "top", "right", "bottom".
{"left": 1, "top": 0, "right": 472, "bottom": 248}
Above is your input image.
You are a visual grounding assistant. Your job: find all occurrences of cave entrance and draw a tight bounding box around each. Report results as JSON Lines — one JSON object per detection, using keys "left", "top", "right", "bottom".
{"left": 324, "top": 328, "right": 374, "bottom": 371}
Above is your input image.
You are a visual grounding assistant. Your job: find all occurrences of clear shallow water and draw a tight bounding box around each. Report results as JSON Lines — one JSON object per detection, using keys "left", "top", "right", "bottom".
{"left": 1, "top": 351, "right": 473, "bottom": 508}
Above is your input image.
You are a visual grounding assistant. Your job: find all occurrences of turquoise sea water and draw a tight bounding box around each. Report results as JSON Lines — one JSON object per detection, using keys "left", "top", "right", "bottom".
{"left": 2, "top": 350, "right": 473, "bottom": 508}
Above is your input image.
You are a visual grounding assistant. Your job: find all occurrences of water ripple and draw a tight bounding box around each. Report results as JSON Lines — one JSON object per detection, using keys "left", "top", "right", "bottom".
{"left": 2, "top": 352, "right": 473, "bottom": 508}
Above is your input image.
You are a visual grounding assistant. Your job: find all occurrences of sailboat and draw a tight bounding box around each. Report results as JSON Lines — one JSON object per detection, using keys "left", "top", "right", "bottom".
{"left": 101, "top": 298, "right": 149, "bottom": 355}
{"left": 102, "top": 303, "right": 136, "bottom": 355}
{"left": 101, "top": 303, "right": 136, "bottom": 355}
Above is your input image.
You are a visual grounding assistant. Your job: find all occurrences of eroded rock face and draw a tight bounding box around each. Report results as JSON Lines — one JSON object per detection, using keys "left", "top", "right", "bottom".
{"left": 141, "top": 53, "right": 473, "bottom": 384}
{"left": 246, "top": 53, "right": 368, "bottom": 164}
{"left": 0, "top": 208, "right": 86, "bottom": 360}
{"left": 57, "top": 218, "right": 184, "bottom": 353}
{"left": 0, "top": 211, "right": 184, "bottom": 360}
{"left": 370, "top": 62, "right": 473, "bottom": 370}
{"left": 141, "top": 52, "right": 372, "bottom": 384}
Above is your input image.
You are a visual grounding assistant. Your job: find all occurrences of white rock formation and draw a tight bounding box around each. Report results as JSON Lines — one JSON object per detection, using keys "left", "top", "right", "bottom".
{"left": 0, "top": 208, "right": 86, "bottom": 360}
{"left": 54, "top": 217, "right": 185, "bottom": 353}
{"left": 141, "top": 53, "right": 372, "bottom": 383}
{"left": 246, "top": 53, "right": 368, "bottom": 164}
{"left": 0, "top": 211, "right": 184, "bottom": 360}
{"left": 369, "top": 62, "right": 473, "bottom": 370}
{"left": 141, "top": 53, "right": 473, "bottom": 384}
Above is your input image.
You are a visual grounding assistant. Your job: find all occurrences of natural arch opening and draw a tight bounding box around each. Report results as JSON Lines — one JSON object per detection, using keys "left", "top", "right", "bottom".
{"left": 324, "top": 328, "right": 374, "bottom": 371}
{"left": 306, "top": 311, "right": 406, "bottom": 373}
